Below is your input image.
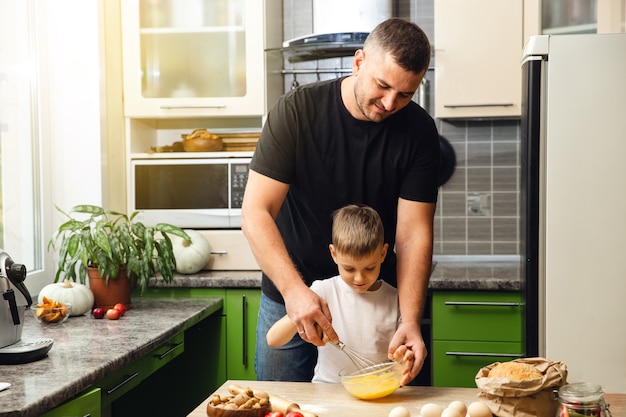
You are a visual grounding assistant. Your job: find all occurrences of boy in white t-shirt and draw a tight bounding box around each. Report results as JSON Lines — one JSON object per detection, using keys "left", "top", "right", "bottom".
{"left": 266, "top": 204, "right": 415, "bottom": 385}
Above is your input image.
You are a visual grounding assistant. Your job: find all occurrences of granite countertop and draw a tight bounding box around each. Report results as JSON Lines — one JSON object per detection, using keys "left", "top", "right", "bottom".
{"left": 429, "top": 255, "right": 522, "bottom": 291}
{"left": 0, "top": 297, "right": 222, "bottom": 417}
{"left": 152, "top": 256, "right": 522, "bottom": 292}
{"left": 148, "top": 270, "right": 263, "bottom": 289}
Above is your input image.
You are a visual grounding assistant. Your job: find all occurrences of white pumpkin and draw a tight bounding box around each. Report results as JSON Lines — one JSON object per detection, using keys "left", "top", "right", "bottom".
{"left": 38, "top": 279, "right": 95, "bottom": 316}
{"left": 171, "top": 229, "right": 211, "bottom": 274}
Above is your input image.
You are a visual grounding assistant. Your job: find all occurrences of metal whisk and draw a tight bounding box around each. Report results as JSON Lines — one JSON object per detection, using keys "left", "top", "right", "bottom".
{"left": 331, "top": 340, "right": 380, "bottom": 371}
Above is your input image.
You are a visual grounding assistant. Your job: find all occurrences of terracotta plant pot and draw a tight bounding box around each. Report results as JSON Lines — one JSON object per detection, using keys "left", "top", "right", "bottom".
{"left": 87, "top": 267, "right": 132, "bottom": 311}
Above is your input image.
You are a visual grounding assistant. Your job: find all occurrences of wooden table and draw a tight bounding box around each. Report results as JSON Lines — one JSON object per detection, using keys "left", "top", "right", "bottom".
{"left": 187, "top": 380, "right": 626, "bottom": 416}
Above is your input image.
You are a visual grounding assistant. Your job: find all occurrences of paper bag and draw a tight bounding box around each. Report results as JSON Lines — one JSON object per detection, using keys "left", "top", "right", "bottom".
{"left": 475, "top": 357, "right": 568, "bottom": 417}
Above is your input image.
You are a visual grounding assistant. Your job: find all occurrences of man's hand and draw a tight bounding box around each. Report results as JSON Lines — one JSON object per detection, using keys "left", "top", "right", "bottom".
{"left": 284, "top": 285, "right": 339, "bottom": 346}
{"left": 388, "top": 322, "right": 427, "bottom": 385}
{"left": 390, "top": 345, "right": 416, "bottom": 387}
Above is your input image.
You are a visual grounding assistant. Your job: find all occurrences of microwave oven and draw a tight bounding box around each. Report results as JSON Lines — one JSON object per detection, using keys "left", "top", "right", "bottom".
{"left": 129, "top": 157, "right": 251, "bottom": 228}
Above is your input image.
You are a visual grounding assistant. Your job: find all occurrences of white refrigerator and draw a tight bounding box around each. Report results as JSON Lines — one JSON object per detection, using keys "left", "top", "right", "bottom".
{"left": 520, "top": 33, "right": 626, "bottom": 392}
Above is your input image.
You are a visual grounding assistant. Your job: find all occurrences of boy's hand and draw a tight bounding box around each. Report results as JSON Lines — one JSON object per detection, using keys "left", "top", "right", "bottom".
{"left": 389, "top": 345, "right": 416, "bottom": 387}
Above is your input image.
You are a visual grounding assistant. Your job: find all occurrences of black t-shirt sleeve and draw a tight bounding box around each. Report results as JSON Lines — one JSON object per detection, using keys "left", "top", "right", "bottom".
{"left": 398, "top": 114, "right": 440, "bottom": 203}
{"left": 250, "top": 93, "right": 298, "bottom": 184}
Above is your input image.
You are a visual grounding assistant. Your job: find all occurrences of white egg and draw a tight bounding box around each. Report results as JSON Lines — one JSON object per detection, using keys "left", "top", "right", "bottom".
{"left": 467, "top": 401, "right": 493, "bottom": 417}
{"left": 388, "top": 406, "right": 411, "bottom": 417}
{"left": 420, "top": 403, "right": 444, "bottom": 417}
{"left": 447, "top": 400, "right": 467, "bottom": 417}
{"left": 441, "top": 407, "right": 463, "bottom": 417}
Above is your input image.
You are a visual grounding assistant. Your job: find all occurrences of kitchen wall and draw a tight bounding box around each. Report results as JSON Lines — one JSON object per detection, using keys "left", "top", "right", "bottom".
{"left": 282, "top": 0, "right": 521, "bottom": 256}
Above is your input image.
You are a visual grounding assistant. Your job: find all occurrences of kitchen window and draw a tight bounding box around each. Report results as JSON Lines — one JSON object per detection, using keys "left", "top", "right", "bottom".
{"left": 0, "top": 0, "right": 103, "bottom": 294}
{"left": 0, "top": 0, "right": 46, "bottom": 281}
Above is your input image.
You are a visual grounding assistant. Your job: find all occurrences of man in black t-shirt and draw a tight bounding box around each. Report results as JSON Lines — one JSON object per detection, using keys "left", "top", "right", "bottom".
{"left": 242, "top": 18, "right": 440, "bottom": 384}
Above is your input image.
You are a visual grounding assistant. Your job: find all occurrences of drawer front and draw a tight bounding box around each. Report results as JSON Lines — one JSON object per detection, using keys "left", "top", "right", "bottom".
{"left": 41, "top": 388, "right": 101, "bottom": 417}
{"left": 100, "top": 332, "right": 184, "bottom": 406}
{"left": 432, "top": 291, "right": 523, "bottom": 342}
{"left": 432, "top": 340, "right": 523, "bottom": 387}
{"left": 143, "top": 331, "right": 185, "bottom": 375}
{"left": 199, "top": 230, "right": 259, "bottom": 270}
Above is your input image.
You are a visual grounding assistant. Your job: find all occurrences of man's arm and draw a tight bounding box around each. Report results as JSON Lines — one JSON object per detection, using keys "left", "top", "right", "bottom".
{"left": 241, "top": 170, "right": 338, "bottom": 345}
{"left": 388, "top": 197, "right": 436, "bottom": 382}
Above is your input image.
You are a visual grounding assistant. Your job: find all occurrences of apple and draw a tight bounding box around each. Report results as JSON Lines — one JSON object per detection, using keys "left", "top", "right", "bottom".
{"left": 286, "top": 412, "right": 304, "bottom": 417}
{"left": 92, "top": 307, "right": 106, "bottom": 319}
{"left": 106, "top": 308, "right": 121, "bottom": 320}
{"left": 264, "top": 412, "right": 284, "bottom": 417}
{"left": 113, "top": 303, "right": 127, "bottom": 316}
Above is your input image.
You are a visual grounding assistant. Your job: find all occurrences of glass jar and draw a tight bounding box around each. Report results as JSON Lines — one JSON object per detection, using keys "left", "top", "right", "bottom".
{"left": 556, "top": 382, "right": 612, "bottom": 417}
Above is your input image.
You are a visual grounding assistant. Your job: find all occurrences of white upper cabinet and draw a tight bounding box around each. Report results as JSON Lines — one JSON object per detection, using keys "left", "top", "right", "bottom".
{"left": 542, "top": 0, "right": 626, "bottom": 34}
{"left": 121, "top": 0, "right": 280, "bottom": 117}
{"left": 596, "top": 0, "right": 626, "bottom": 33}
{"left": 434, "top": 0, "right": 530, "bottom": 119}
{"left": 433, "top": 0, "right": 624, "bottom": 120}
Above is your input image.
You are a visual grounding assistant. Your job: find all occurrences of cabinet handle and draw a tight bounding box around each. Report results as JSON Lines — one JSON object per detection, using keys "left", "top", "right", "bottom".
{"left": 160, "top": 105, "right": 226, "bottom": 109}
{"left": 445, "top": 351, "right": 523, "bottom": 358}
{"left": 105, "top": 372, "right": 139, "bottom": 395}
{"left": 443, "top": 103, "right": 514, "bottom": 108}
{"left": 155, "top": 341, "right": 184, "bottom": 360}
{"left": 282, "top": 68, "right": 352, "bottom": 75}
{"left": 444, "top": 301, "right": 522, "bottom": 307}
{"left": 242, "top": 294, "right": 248, "bottom": 367}
{"left": 210, "top": 250, "right": 228, "bottom": 255}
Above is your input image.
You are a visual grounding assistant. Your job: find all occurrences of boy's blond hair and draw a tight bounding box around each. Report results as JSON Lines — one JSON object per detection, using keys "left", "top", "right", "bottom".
{"left": 331, "top": 204, "right": 384, "bottom": 259}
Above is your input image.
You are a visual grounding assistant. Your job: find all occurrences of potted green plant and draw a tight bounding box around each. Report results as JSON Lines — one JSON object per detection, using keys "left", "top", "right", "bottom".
{"left": 48, "top": 204, "right": 191, "bottom": 308}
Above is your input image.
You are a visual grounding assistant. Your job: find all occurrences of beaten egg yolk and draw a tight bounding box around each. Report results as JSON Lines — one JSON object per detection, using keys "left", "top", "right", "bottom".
{"left": 344, "top": 370, "right": 400, "bottom": 400}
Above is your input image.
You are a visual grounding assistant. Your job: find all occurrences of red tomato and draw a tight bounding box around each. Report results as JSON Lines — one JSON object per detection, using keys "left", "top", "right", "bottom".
{"left": 106, "top": 308, "right": 121, "bottom": 320}
{"left": 286, "top": 412, "right": 304, "bottom": 417}
{"left": 264, "top": 412, "right": 284, "bottom": 417}
{"left": 113, "top": 303, "right": 127, "bottom": 316}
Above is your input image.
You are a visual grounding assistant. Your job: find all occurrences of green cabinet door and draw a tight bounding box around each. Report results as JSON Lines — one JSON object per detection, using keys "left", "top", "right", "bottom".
{"left": 432, "top": 291, "right": 523, "bottom": 342}
{"left": 111, "top": 313, "right": 225, "bottom": 417}
{"left": 41, "top": 388, "right": 101, "bottom": 417}
{"left": 432, "top": 291, "right": 524, "bottom": 388}
{"left": 138, "top": 287, "right": 259, "bottom": 381}
{"left": 225, "top": 289, "right": 260, "bottom": 380}
{"left": 432, "top": 340, "right": 524, "bottom": 387}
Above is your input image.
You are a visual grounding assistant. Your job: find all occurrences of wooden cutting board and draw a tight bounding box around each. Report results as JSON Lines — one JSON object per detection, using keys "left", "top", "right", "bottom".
{"left": 219, "top": 132, "right": 260, "bottom": 152}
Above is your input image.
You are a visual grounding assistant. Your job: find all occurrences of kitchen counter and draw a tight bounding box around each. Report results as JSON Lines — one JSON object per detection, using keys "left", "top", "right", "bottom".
{"left": 153, "top": 255, "right": 522, "bottom": 292}
{"left": 0, "top": 297, "right": 222, "bottom": 417}
{"left": 429, "top": 256, "right": 521, "bottom": 291}
{"left": 189, "top": 380, "right": 626, "bottom": 416}
{"left": 149, "top": 270, "right": 263, "bottom": 289}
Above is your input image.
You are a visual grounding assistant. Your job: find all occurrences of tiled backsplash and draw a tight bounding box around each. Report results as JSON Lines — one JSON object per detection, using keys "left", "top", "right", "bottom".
{"left": 281, "top": 0, "right": 521, "bottom": 256}
{"left": 434, "top": 119, "right": 520, "bottom": 255}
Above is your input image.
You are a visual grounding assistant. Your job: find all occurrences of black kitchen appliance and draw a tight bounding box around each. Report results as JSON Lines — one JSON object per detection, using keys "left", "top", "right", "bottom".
{"left": 0, "top": 249, "right": 53, "bottom": 364}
